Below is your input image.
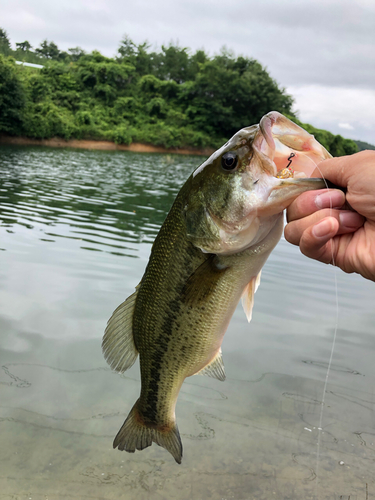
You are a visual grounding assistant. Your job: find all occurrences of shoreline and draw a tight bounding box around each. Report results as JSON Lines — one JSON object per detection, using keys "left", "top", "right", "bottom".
{"left": 0, "top": 135, "right": 215, "bottom": 156}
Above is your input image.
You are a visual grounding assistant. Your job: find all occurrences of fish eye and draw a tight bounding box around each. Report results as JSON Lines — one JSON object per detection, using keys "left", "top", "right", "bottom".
{"left": 221, "top": 152, "right": 238, "bottom": 171}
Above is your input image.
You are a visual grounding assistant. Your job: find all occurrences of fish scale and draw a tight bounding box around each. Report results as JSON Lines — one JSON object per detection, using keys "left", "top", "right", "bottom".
{"left": 134, "top": 188, "right": 206, "bottom": 428}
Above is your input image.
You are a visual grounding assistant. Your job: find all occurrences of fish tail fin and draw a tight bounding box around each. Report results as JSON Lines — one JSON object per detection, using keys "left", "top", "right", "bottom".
{"left": 113, "top": 400, "right": 183, "bottom": 464}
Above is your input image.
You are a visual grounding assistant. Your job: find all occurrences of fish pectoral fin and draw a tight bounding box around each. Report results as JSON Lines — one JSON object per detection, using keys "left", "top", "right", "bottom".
{"left": 102, "top": 285, "right": 140, "bottom": 373}
{"left": 241, "top": 271, "right": 261, "bottom": 323}
{"left": 182, "top": 254, "right": 229, "bottom": 306}
{"left": 195, "top": 349, "right": 226, "bottom": 381}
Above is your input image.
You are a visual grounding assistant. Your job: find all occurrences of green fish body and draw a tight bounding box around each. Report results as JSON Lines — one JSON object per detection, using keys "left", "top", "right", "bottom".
{"left": 103, "top": 112, "right": 331, "bottom": 463}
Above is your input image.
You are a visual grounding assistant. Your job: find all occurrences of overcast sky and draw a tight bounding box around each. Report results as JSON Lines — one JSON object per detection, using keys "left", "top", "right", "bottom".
{"left": 2, "top": 0, "right": 374, "bottom": 144}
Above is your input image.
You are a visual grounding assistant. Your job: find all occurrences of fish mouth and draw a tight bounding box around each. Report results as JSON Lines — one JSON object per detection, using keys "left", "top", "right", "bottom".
{"left": 273, "top": 177, "right": 327, "bottom": 190}
{"left": 257, "top": 111, "right": 332, "bottom": 177}
{"left": 260, "top": 176, "right": 327, "bottom": 215}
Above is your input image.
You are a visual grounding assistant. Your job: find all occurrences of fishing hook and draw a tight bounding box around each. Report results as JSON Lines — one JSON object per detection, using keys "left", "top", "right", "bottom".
{"left": 286, "top": 152, "right": 295, "bottom": 169}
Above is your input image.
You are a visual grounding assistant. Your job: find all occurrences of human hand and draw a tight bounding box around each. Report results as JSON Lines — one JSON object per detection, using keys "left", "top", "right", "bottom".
{"left": 284, "top": 151, "right": 375, "bottom": 282}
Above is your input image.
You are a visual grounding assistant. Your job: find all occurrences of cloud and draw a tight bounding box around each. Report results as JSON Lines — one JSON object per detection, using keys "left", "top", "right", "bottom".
{"left": 338, "top": 123, "right": 355, "bottom": 130}
{"left": 2, "top": 0, "right": 374, "bottom": 89}
{"left": 287, "top": 84, "right": 375, "bottom": 144}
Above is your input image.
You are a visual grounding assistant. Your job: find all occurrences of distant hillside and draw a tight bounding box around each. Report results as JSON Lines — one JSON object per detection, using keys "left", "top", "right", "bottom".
{"left": 354, "top": 140, "right": 375, "bottom": 151}
{"left": 0, "top": 27, "right": 359, "bottom": 155}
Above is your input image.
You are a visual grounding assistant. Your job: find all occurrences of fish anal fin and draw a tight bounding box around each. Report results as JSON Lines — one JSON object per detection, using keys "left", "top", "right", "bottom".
{"left": 195, "top": 349, "right": 226, "bottom": 381}
{"left": 241, "top": 271, "right": 262, "bottom": 323}
{"left": 102, "top": 285, "right": 140, "bottom": 373}
{"left": 113, "top": 400, "right": 183, "bottom": 464}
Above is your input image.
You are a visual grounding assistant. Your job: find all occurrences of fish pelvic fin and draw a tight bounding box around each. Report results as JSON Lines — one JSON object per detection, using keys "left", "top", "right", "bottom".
{"left": 113, "top": 400, "right": 183, "bottom": 464}
{"left": 102, "top": 285, "right": 140, "bottom": 373}
{"left": 241, "top": 271, "right": 262, "bottom": 323}
{"left": 195, "top": 349, "right": 226, "bottom": 381}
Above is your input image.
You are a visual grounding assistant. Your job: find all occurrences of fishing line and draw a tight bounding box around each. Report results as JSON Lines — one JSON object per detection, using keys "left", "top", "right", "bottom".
{"left": 315, "top": 267, "right": 339, "bottom": 500}
{"left": 299, "top": 157, "right": 340, "bottom": 500}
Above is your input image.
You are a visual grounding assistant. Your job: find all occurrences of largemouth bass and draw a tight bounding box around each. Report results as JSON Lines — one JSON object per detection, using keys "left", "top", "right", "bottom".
{"left": 103, "top": 111, "right": 330, "bottom": 464}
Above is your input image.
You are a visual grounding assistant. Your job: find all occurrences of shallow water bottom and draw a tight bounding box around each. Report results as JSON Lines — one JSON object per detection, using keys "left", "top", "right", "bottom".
{"left": 1, "top": 357, "right": 374, "bottom": 500}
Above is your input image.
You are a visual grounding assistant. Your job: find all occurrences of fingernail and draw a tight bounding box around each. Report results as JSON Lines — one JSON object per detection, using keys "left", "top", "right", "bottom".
{"left": 339, "top": 211, "right": 363, "bottom": 229}
{"left": 312, "top": 218, "right": 335, "bottom": 238}
{"left": 315, "top": 191, "right": 344, "bottom": 209}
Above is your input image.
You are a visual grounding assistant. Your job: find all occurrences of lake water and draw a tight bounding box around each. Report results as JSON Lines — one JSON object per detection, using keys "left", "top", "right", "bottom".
{"left": 1, "top": 146, "right": 375, "bottom": 500}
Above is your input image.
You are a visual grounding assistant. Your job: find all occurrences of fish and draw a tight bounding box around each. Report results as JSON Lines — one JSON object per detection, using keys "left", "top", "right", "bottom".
{"left": 102, "top": 111, "right": 331, "bottom": 464}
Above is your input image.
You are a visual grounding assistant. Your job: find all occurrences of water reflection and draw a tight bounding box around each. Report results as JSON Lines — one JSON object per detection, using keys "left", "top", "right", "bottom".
{"left": 1, "top": 146, "right": 375, "bottom": 499}
{"left": 0, "top": 147, "right": 198, "bottom": 257}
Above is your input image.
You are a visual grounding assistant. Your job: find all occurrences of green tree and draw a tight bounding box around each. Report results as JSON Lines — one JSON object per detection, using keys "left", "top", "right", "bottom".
{"left": 329, "top": 135, "right": 358, "bottom": 157}
{"left": 36, "top": 40, "right": 60, "bottom": 59}
{"left": 0, "top": 55, "right": 26, "bottom": 134}
{"left": 118, "top": 35, "right": 137, "bottom": 60}
{"left": 16, "top": 40, "right": 32, "bottom": 51}
{"left": 68, "top": 47, "right": 85, "bottom": 62}
{"left": 156, "top": 44, "right": 191, "bottom": 83}
{"left": 181, "top": 54, "right": 294, "bottom": 138}
{"left": 118, "top": 36, "right": 152, "bottom": 76}
{"left": 0, "top": 28, "right": 10, "bottom": 49}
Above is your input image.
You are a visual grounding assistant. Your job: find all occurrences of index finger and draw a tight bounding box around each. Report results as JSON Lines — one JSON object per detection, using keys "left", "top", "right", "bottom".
{"left": 287, "top": 188, "right": 346, "bottom": 223}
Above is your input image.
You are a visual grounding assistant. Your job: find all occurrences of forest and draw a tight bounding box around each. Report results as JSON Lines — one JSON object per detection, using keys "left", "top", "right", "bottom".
{"left": 0, "top": 28, "right": 359, "bottom": 156}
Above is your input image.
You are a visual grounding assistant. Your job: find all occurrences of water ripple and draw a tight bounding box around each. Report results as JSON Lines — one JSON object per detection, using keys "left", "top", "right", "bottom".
{"left": 0, "top": 147, "right": 200, "bottom": 258}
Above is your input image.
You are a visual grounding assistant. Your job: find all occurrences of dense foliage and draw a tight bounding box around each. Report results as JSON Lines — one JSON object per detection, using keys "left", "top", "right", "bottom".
{"left": 355, "top": 140, "right": 375, "bottom": 152}
{"left": 0, "top": 54, "right": 26, "bottom": 134}
{"left": 0, "top": 30, "right": 359, "bottom": 154}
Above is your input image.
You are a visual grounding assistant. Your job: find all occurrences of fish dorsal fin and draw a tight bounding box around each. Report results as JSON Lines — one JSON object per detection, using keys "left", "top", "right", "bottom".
{"left": 102, "top": 285, "right": 140, "bottom": 373}
{"left": 196, "top": 349, "right": 226, "bottom": 381}
{"left": 241, "top": 271, "right": 262, "bottom": 323}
